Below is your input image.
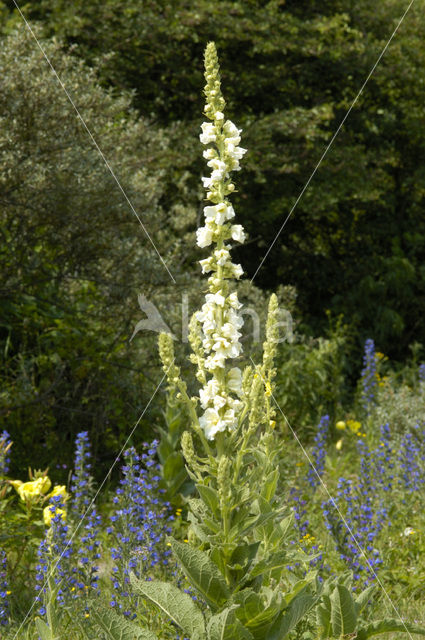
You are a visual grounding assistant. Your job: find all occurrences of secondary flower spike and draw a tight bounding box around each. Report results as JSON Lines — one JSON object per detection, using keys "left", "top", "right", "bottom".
{"left": 194, "top": 42, "right": 247, "bottom": 440}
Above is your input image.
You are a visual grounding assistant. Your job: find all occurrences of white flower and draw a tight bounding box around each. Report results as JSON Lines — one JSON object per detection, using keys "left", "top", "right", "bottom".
{"left": 203, "top": 148, "right": 216, "bottom": 160}
{"left": 231, "top": 263, "right": 244, "bottom": 279}
{"left": 226, "top": 308, "right": 244, "bottom": 330}
{"left": 231, "top": 225, "right": 246, "bottom": 243}
{"left": 196, "top": 225, "right": 214, "bottom": 248}
{"left": 223, "top": 120, "right": 241, "bottom": 139}
{"left": 200, "top": 122, "right": 216, "bottom": 145}
{"left": 227, "top": 367, "right": 243, "bottom": 395}
{"left": 211, "top": 168, "right": 227, "bottom": 183}
{"left": 225, "top": 141, "right": 247, "bottom": 160}
{"left": 205, "top": 351, "right": 227, "bottom": 370}
{"left": 221, "top": 322, "right": 242, "bottom": 342}
{"left": 199, "top": 378, "right": 220, "bottom": 409}
{"left": 215, "top": 111, "right": 224, "bottom": 121}
{"left": 227, "top": 292, "right": 242, "bottom": 310}
{"left": 199, "top": 408, "right": 227, "bottom": 440}
{"left": 206, "top": 292, "right": 226, "bottom": 307}
{"left": 207, "top": 158, "right": 227, "bottom": 173}
{"left": 199, "top": 258, "right": 213, "bottom": 273}
{"left": 221, "top": 408, "right": 237, "bottom": 429}
{"left": 204, "top": 203, "right": 224, "bottom": 225}
{"left": 214, "top": 247, "right": 231, "bottom": 266}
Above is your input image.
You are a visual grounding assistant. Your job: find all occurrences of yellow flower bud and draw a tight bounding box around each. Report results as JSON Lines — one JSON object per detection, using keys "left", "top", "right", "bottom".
{"left": 335, "top": 438, "right": 343, "bottom": 451}
{"left": 335, "top": 421, "right": 346, "bottom": 431}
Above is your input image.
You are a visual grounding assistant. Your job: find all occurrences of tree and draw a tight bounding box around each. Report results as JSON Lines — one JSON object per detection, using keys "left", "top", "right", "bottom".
{"left": 0, "top": 26, "right": 198, "bottom": 476}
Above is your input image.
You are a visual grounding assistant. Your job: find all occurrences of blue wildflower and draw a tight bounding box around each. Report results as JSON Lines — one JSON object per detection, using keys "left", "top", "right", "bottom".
{"left": 107, "top": 442, "right": 172, "bottom": 618}
{"left": 0, "top": 431, "right": 12, "bottom": 476}
{"left": 361, "top": 339, "right": 378, "bottom": 414}
{"left": 0, "top": 549, "right": 9, "bottom": 626}
{"left": 70, "top": 431, "right": 101, "bottom": 604}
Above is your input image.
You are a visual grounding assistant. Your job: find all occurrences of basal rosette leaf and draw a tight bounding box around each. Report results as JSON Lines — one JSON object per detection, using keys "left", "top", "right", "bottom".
{"left": 169, "top": 537, "right": 230, "bottom": 611}
{"left": 129, "top": 575, "right": 205, "bottom": 639}
{"left": 90, "top": 609, "right": 158, "bottom": 640}
{"left": 230, "top": 588, "right": 281, "bottom": 639}
{"left": 267, "top": 592, "right": 319, "bottom": 640}
{"left": 207, "top": 605, "right": 253, "bottom": 640}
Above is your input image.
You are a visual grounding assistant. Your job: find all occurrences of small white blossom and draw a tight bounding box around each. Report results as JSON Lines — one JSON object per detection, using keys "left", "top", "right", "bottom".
{"left": 227, "top": 367, "right": 243, "bottom": 395}
{"left": 196, "top": 225, "right": 214, "bottom": 248}
{"left": 231, "top": 263, "right": 244, "bottom": 279}
{"left": 227, "top": 292, "right": 242, "bottom": 310}
{"left": 200, "top": 122, "right": 216, "bottom": 145}
{"left": 203, "top": 148, "right": 216, "bottom": 160}
{"left": 231, "top": 225, "right": 246, "bottom": 243}
{"left": 199, "top": 257, "right": 213, "bottom": 273}
{"left": 199, "top": 408, "right": 227, "bottom": 440}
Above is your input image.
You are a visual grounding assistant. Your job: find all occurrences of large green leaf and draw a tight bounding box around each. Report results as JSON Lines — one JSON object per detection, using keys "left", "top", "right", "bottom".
{"left": 356, "top": 619, "right": 425, "bottom": 640}
{"left": 354, "top": 584, "right": 376, "bottom": 615}
{"left": 129, "top": 576, "right": 205, "bottom": 639}
{"left": 163, "top": 451, "right": 185, "bottom": 481}
{"left": 35, "top": 618, "right": 57, "bottom": 640}
{"left": 169, "top": 538, "right": 230, "bottom": 610}
{"left": 267, "top": 593, "right": 317, "bottom": 639}
{"left": 316, "top": 594, "right": 331, "bottom": 640}
{"left": 260, "top": 468, "right": 279, "bottom": 502}
{"left": 196, "top": 484, "right": 220, "bottom": 518}
{"left": 90, "top": 608, "right": 158, "bottom": 640}
{"left": 330, "top": 584, "right": 357, "bottom": 636}
{"left": 231, "top": 588, "right": 280, "bottom": 634}
{"left": 207, "top": 606, "right": 253, "bottom": 640}
{"left": 248, "top": 551, "right": 288, "bottom": 579}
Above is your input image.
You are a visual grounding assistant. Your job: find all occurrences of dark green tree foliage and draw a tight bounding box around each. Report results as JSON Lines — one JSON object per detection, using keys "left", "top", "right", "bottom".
{"left": 0, "top": 27, "right": 194, "bottom": 476}
{"left": 10, "top": 0, "right": 425, "bottom": 358}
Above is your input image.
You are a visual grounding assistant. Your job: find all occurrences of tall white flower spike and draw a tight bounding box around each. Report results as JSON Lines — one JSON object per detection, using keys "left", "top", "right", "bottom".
{"left": 194, "top": 42, "right": 247, "bottom": 440}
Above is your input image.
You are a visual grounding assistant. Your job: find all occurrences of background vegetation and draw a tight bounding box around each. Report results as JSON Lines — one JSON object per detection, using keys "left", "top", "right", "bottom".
{"left": 1, "top": 0, "right": 425, "bottom": 477}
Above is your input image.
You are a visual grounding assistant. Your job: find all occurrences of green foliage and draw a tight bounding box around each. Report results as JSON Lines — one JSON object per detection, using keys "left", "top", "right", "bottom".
{"left": 157, "top": 396, "right": 193, "bottom": 505}
{"left": 7, "top": 0, "right": 425, "bottom": 358}
{"left": 130, "top": 577, "right": 205, "bottom": 639}
{"left": 0, "top": 26, "right": 200, "bottom": 478}
{"left": 89, "top": 608, "right": 158, "bottom": 640}
{"left": 275, "top": 317, "right": 349, "bottom": 435}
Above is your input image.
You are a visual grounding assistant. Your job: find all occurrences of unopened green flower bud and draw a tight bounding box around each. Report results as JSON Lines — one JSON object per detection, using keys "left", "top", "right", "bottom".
{"left": 181, "top": 431, "right": 195, "bottom": 466}
{"left": 217, "top": 455, "right": 232, "bottom": 507}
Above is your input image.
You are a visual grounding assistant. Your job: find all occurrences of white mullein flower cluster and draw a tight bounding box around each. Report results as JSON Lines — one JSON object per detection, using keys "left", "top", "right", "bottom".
{"left": 194, "top": 42, "right": 248, "bottom": 441}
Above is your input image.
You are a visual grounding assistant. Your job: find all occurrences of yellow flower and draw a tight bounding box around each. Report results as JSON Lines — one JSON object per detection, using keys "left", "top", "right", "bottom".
{"left": 335, "top": 421, "right": 346, "bottom": 431}
{"left": 269, "top": 419, "right": 276, "bottom": 429}
{"left": 43, "top": 505, "right": 66, "bottom": 527}
{"left": 335, "top": 438, "right": 343, "bottom": 451}
{"left": 347, "top": 419, "right": 361, "bottom": 434}
{"left": 265, "top": 382, "right": 272, "bottom": 397}
{"left": 48, "top": 485, "right": 69, "bottom": 501}
{"left": 13, "top": 477, "right": 51, "bottom": 502}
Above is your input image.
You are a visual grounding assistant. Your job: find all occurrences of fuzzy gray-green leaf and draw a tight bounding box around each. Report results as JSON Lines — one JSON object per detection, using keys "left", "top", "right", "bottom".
{"left": 35, "top": 618, "right": 55, "bottom": 640}
{"left": 90, "top": 608, "right": 158, "bottom": 640}
{"left": 130, "top": 576, "right": 205, "bottom": 638}
{"left": 207, "top": 606, "right": 253, "bottom": 640}
{"left": 170, "top": 537, "right": 230, "bottom": 610}
{"left": 268, "top": 593, "right": 317, "bottom": 639}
